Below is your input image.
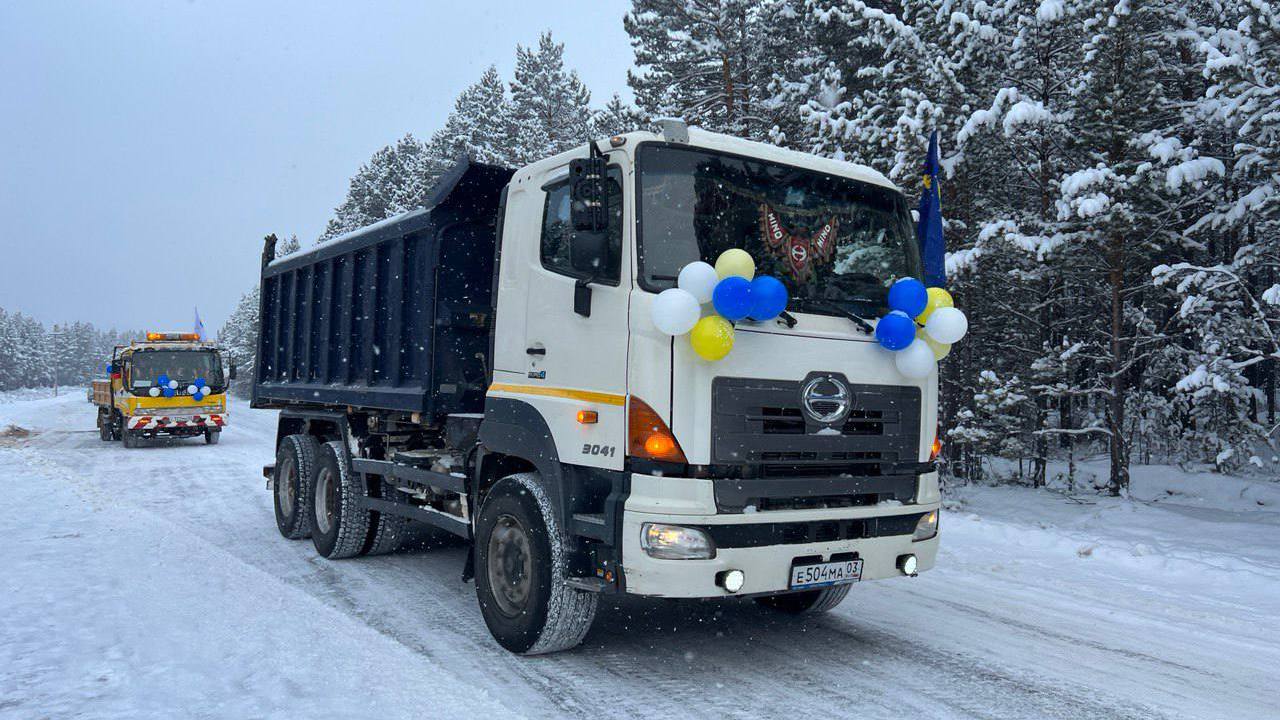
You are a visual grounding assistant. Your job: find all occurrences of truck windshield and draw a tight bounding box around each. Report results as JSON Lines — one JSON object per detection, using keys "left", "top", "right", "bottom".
{"left": 637, "top": 144, "right": 922, "bottom": 317}
{"left": 129, "top": 350, "right": 223, "bottom": 393}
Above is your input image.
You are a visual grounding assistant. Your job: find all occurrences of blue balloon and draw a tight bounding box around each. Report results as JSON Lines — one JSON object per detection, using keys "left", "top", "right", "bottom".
{"left": 888, "top": 278, "right": 928, "bottom": 317}
{"left": 194, "top": 390, "right": 206, "bottom": 401}
{"left": 157, "top": 374, "right": 170, "bottom": 387}
{"left": 194, "top": 377, "right": 206, "bottom": 389}
{"left": 712, "top": 276, "right": 754, "bottom": 321}
{"left": 748, "top": 276, "right": 789, "bottom": 321}
{"left": 162, "top": 387, "right": 176, "bottom": 398}
{"left": 875, "top": 310, "right": 916, "bottom": 351}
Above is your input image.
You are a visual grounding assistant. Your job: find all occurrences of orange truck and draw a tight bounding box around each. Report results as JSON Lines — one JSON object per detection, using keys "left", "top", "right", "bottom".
{"left": 93, "top": 332, "right": 236, "bottom": 448}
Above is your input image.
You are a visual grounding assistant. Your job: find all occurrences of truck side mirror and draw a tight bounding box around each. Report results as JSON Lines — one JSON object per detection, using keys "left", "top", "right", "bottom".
{"left": 569, "top": 155, "right": 609, "bottom": 232}
{"left": 569, "top": 232, "right": 608, "bottom": 318}
{"left": 228, "top": 364, "right": 238, "bottom": 381}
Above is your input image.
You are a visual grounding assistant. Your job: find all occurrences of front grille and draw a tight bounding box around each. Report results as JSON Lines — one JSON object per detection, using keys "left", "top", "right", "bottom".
{"left": 697, "top": 512, "right": 924, "bottom": 548}
{"left": 711, "top": 377, "right": 921, "bottom": 468}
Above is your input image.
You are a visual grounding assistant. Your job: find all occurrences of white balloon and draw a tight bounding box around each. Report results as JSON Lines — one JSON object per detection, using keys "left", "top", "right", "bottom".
{"left": 168, "top": 380, "right": 179, "bottom": 389}
{"left": 925, "top": 307, "right": 968, "bottom": 344}
{"left": 651, "top": 288, "right": 702, "bottom": 336}
{"left": 148, "top": 387, "right": 160, "bottom": 397}
{"left": 187, "top": 384, "right": 199, "bottom": 395}
{"left": 895, "top": 339, "right": 937, "bottom": 379}
{"left": 677, "top": 262, "right": 719, "bottom": 304}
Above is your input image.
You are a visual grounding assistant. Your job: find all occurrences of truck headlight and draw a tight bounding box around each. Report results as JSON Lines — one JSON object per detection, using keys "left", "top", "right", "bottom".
{"left": 913, "top": 510, "right": 938, "bottom": 541}
{"left": 640, "top": 523, "right": 715, "bottom": 560}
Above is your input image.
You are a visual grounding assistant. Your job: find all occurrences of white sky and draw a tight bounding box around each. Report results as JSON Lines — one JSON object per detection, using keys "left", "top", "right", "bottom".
{"left": 0, "top": 0, "right": 634, "bottom": 334}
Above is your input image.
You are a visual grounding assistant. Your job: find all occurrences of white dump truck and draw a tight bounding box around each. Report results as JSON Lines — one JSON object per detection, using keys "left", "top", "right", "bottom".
{"left": 253, "top": 121, "right": 941, "bottom": 654}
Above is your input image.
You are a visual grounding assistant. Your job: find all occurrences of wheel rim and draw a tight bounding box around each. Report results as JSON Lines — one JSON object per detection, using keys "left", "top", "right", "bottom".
{"left": 314, "top": 466, "right": 336, "bottom": 535}
{"left": 486, "top": 514, "right": 534, "bottom": 617}
{"left": 277, "top": 457, "right": 297, "bottom": 521}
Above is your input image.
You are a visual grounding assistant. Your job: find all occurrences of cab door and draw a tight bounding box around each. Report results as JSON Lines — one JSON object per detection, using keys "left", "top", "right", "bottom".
{"left": 505, "top": 156, "right": 631, "bottom": 471}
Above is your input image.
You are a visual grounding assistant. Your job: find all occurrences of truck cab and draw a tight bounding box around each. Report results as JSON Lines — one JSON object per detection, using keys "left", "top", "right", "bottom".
{"left": 95, "top": 332, "right": 233, "bottom": 447}
{"left": 487, "top": 125, "right": 939, "bottom": 599}
{"left": 255, "top": 123, "right": 940, "bottom": 655}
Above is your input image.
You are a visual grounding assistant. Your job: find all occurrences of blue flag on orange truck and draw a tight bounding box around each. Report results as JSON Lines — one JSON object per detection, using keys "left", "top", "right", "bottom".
{"left": 918, "top": 130, "right": 947, "bottom": 288}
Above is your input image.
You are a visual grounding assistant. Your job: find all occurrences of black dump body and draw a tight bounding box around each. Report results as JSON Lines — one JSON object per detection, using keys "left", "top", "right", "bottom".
{"left": 252, "top": 159, "right": 514, "bottom": 421}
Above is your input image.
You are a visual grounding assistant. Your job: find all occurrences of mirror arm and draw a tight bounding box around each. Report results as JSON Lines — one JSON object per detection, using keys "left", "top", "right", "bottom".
{"left": 574, "top": 275, "right": 595, "bottom": 317}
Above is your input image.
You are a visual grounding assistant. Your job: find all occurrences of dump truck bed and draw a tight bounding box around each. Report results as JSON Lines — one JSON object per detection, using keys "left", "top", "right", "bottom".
{"left": 251, "top": 159, "right": 513, "bottom": 421}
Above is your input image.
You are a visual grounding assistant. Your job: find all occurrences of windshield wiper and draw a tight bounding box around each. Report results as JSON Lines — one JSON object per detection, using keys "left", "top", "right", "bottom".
{"left": 793, "top": 299, "right": 876, "bottom": 334}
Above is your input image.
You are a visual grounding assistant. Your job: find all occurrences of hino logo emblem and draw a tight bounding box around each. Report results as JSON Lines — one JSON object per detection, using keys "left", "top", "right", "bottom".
{"left": 801, "top": 375, "right": 851, "bottom": 424}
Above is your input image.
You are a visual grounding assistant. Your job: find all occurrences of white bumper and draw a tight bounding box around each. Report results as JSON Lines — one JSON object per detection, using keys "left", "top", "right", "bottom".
{"left": 621, "top": 473, "right": 940, "bottom": 598}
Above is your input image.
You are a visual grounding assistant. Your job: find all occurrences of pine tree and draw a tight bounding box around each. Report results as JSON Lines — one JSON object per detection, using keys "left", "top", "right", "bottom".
{"left": 509, "top": 32, "right": 592, "bottom": 164}
{"left": 590, "top": 93, "right": 644, "bottom": 138}
{"left": 319, "top": 134, "right": 439, "bottom": 242}
{"left": 429, "top": 66, "right": 514, "bottom": 165}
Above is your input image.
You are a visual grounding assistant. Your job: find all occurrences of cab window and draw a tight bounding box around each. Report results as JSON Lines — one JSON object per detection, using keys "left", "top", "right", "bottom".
{"left": 540, "top": 167, "right": 623, "bottom": 283}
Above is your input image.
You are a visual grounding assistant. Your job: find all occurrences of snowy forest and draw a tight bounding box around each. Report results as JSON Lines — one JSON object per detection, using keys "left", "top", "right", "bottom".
{"left": 216, "top": 2, "right": 1280, "bottom": 494}
{"left": 0, "top": 307, "right": 138, "bottom": 393}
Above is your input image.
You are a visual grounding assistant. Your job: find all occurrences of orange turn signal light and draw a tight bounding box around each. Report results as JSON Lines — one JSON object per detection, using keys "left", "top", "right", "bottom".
{"left": 576, "top": 410, "right": 598, "bottom": 424}
{"left": 930, "top": 435, "right": 943, "bottom": 461}
{"left": 628, "top": 396, "right": 687, "bottom": 463}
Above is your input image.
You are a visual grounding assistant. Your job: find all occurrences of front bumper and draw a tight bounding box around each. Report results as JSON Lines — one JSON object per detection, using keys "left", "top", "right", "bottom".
{"left": 620, "top": 472, "right": 940, "bottom": 598}
{"left": 127, "top": 413, "right": 226, "bottom": 434}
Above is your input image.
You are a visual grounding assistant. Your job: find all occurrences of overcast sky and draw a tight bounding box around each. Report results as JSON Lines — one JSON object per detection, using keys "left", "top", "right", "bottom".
{"left": 0, "top": 0, "right": 633, "bottom": 334}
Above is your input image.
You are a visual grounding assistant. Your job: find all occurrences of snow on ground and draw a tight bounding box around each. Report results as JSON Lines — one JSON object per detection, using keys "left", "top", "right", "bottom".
{"left": 1, "top": 393, "right": 1277, "bottom": 719}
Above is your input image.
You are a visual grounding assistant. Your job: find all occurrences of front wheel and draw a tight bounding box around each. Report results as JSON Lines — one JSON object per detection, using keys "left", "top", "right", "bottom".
{"left": 475, "top": 473, "right": 597, "bottom": 654}
{"left": 755, "top": 584, "right": 852, "bottom": 615}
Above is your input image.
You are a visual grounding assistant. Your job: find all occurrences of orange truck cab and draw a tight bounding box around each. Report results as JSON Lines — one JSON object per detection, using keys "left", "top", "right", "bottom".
{"left": 93, "top": 332, "right": 236, "bottom": 448}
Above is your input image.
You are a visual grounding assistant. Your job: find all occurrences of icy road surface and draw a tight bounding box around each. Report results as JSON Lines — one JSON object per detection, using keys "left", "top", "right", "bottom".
{"left": 2, "top": 393, "right": 1277, "bottom": 719}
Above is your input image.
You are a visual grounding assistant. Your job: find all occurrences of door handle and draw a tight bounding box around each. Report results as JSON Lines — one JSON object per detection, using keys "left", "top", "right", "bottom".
{"left": 526, "top": 347, "right": 547, "bottom": 356}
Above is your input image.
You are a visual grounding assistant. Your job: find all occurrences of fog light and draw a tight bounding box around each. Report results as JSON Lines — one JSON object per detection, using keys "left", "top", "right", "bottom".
{"left": 913, "top": 510, "right": 938, "bottom": 541}
{"left": 718, "top": 569, "right": 745, "bottom": 593}
{"left": 898, "top": 554, "right": 918, "bottom": 576}
{"left": 641, "top": 523, "right": 715, "bottom": 560}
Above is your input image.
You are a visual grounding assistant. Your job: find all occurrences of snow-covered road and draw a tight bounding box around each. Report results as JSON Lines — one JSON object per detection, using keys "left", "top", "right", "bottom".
{"left": 2, "top": 393, "right": 1277, "bottom": 719}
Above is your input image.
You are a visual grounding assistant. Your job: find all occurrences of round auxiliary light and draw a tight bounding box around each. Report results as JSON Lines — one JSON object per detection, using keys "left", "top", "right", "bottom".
{"left": 898, "top": 554, "right": 918, "bottom": 576}
{"left": 720, "top": 569, "right": 745, "bottom": 593}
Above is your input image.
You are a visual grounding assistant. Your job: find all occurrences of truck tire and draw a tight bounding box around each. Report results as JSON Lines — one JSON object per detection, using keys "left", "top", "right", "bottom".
{"left": 121, "top": 429, "right": 138, "bottom": 449}
{"left": 98, "top": 413, "right": 111, "bottom": 441}
{"left": 475, "top": 473, "right": 598, "bottom": 655}
{"left": 274, "top": 434, "right": 320, "bottom": 540}
{"left": 309, "top": 440, "right": 372, "bottom": 559}
{"left": 204, "top": 429, "right": 220, "bottom": 445}
{"left": 364, "top": 480, "right": 408, "bottom": 556}
{"left": 755, "top": 584, "right": 852, "bottom": 615}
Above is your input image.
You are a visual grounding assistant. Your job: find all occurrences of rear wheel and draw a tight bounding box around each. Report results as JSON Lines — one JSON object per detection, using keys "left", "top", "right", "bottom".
{"left": 121, "top": 429, "right": 138, "bottom": 449}
{"left": 475, "top": 473, "right": 597, "bottom": 654}
{"left": 309, "top": 441, "right": 372, "bottom": 559}
{"left": 364, "top": 480, "right": 408, "bottom": 556}
{"left": 98, "top": 412, "right": 111, "bottom": 441}
{"left": 274, "top": 434, "right": 320, "bottom": 539}
{"left": 755, "top": 584, "right": 851, "bottom": 615}
{"left": 204, "top": 429, "right": 220, "bottom": 445}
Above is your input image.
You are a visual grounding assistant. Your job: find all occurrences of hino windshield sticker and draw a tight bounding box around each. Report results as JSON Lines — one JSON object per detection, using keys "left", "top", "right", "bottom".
{"left": 759, "top": 204, "right": 839, "bottom": 284}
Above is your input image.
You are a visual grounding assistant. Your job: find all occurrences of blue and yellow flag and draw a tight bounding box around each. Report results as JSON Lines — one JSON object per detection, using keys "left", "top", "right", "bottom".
{"left": 918, "top": 131, "right": 946, "bottom": 288}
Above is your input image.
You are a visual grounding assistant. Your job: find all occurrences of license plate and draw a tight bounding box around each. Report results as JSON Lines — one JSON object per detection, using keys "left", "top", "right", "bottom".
{"left": 790, "top": 559, "right": 863, "bottom": 589}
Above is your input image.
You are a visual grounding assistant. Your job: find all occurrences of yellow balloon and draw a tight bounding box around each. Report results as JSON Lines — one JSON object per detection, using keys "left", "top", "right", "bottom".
{"left": 915, "top": 287, "right": 954, "bottom": 324}
{"left": 714, "top": 248, "right": 756, "bottom": 280}
{"left": 917, "top": 326, "right": 951, "bottom": 361}
{"left": 690, "top": 316, "right": 735, "bottom": 361}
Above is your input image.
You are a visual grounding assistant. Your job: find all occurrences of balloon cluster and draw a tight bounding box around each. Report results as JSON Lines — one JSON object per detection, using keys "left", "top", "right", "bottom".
{"left": 875, "top": 278, "right": 968, "bottom": 379}
{"left": 650, "top": 249, "right": 790, "bottom": 361}
{"left": 147, "top": 375, "right": 212, "bottom": 400}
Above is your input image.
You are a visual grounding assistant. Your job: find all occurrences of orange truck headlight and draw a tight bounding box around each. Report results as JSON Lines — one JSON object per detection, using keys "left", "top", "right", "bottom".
{"left": 628, "top": 396, "right": 687, "bottom": 463}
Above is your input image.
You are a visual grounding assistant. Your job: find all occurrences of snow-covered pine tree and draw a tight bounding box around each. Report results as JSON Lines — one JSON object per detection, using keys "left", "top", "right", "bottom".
{"left": 590, "top": 93, "right": 645, "bottom": 138}
{"left": 625, "top": 0, "right": 776, "bottom": 139}
{"left": 509, "top": 32, "right": 592, "bottom": 165}
{"left": 429, "top": 65, "right": 514, "bottom": 166}
{"left": 318, "top": 134, "right": 440, "bottom": 242}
